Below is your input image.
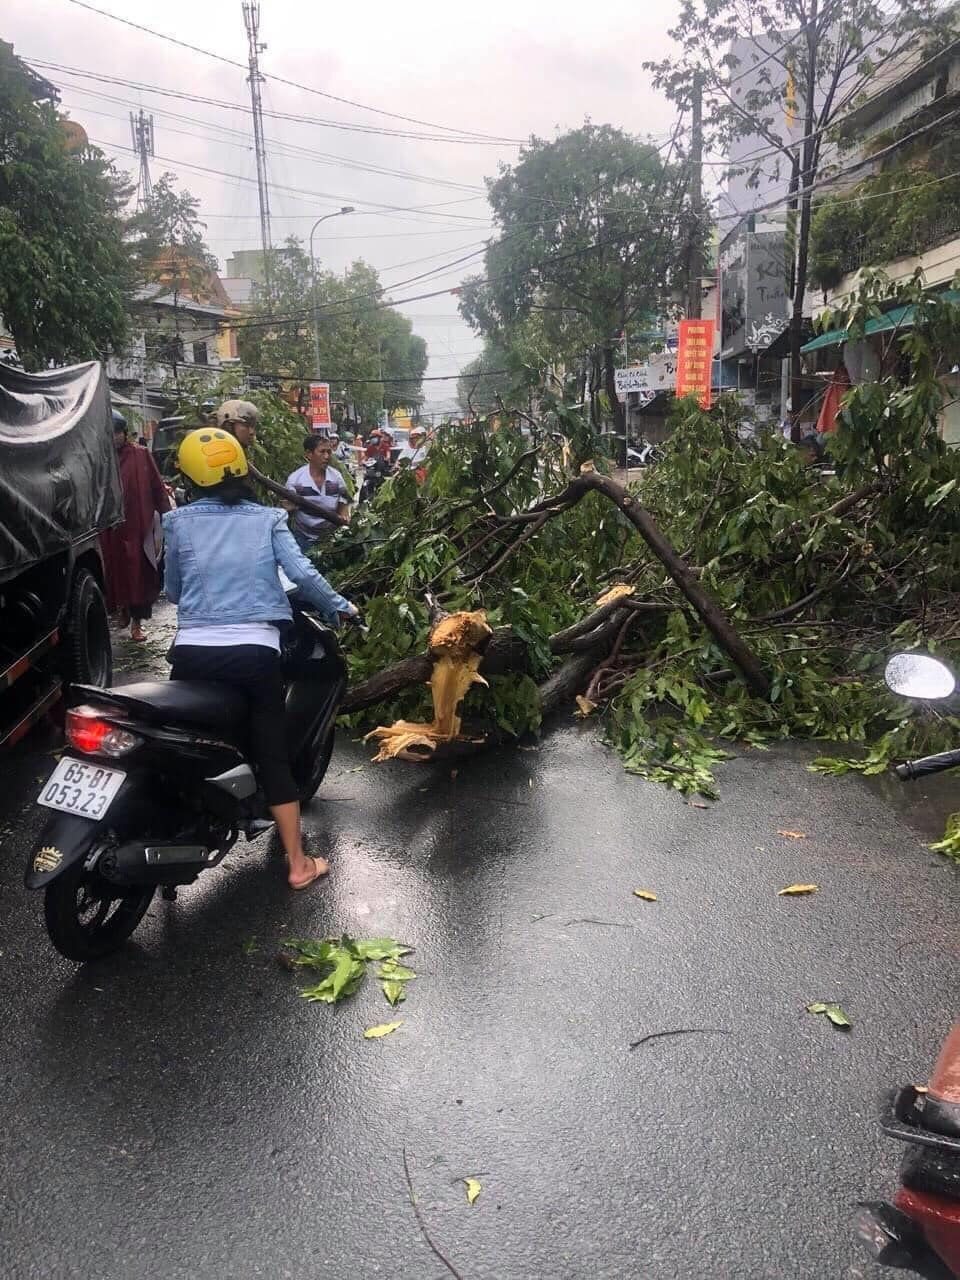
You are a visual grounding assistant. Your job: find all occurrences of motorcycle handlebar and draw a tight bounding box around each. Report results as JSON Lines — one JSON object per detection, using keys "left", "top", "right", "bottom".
{"left": 893, "top": 748, "right": 960, "bottom": 781}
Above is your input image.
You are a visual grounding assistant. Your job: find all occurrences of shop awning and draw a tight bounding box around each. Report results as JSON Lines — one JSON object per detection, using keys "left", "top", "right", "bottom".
{"left": 801, "top": 290, "right": 960, "bottom": 354}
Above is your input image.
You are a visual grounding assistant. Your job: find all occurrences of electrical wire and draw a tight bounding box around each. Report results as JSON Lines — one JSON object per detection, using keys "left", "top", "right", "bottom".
{"left": 63, "top": 2, "right": 525, "bottom": 143}
{"left": 90, "top": 137, "right": 494, "bottom": 223}
{"left": 51, "top": 79, "right": 490, "bottom": 197}
{"left": 29, "top": 58, "right": 521, "bottom": 145}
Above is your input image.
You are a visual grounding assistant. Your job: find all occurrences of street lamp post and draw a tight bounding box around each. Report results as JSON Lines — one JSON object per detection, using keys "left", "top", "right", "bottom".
{"left": 309, "top": 206, "right": 355, "bottom": 380}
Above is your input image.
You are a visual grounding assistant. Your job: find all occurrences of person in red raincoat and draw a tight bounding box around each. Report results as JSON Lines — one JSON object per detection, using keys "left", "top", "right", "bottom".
{"left": 100, "top": 412, "right": 171, "bottom": 642}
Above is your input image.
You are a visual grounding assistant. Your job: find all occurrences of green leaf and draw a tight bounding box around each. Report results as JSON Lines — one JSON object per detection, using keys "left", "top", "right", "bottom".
{"left": 280, "top": 938, "right": 337, "bottom": 968}
{"left": 381, "top": 980, "right": 407, "bottom": 1006}
{"left": 924, "top": 478, "right": 957, "bottom": 509}
{"left": 350, "top": 938, "right": 413, "bottom": 961}
{"left": 824, "top": 1004, "right": 852, "bottom": 1028}
{"left": 807, "top": 1000, "right": 852, "bottom": 1029}
{"left": 378, "top": 962, "right": 417, "bottom": 981}
{"left": 929, "top": 813, "right": 960, "bottom": 859}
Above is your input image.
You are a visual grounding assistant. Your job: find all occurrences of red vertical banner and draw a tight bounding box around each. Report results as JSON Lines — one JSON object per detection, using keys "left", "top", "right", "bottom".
{"left": 309, "top": 382, "right": 332, "bottom": 428}
{"left": 675, "top": 319, "right": 716, "bottom": 408}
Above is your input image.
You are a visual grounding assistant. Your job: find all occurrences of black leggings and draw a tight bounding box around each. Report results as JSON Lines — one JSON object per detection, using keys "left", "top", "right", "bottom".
{"left": 170, "top": 645, "right": 297, "bottom": 806}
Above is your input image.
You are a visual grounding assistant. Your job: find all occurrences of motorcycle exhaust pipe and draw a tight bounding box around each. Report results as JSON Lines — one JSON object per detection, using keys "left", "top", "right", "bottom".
{"left": 99, "top": 841, "right": 211, "bottom": 886}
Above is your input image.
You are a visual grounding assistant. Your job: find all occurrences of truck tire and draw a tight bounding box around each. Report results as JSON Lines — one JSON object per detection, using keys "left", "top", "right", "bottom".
{"left": 66, "top": 568, "right": 112, "bottom": 689}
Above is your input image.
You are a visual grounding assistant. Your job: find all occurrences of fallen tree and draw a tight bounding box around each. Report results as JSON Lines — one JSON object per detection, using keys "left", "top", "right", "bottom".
{"left": 324, "top": 278, "right": 960, "bottom": 797}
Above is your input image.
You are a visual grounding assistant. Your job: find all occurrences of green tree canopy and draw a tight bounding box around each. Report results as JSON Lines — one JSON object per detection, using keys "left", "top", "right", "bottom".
{"left": 237, "top": 239, "right": 428, "bottom": 425}
{"left": 458, "top": 124, "right": 691, "bottom": 429}
{"left": 0, "top": 43, "right": 137, "bottom": 369}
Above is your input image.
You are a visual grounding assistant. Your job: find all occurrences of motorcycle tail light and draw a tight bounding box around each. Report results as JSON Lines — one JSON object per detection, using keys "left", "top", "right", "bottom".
{"left": 66, "top": 706, "right": 141, "bottom": 757}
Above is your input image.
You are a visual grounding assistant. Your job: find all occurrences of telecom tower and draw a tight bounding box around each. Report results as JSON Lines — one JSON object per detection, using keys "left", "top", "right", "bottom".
{"left": 129, "top": 109, "right": 154, "bottom": 211}
{"left": 242, "top": 2, "right": 272, "bottom": 295}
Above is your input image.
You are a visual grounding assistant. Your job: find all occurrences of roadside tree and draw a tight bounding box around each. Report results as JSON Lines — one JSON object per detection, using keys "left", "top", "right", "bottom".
{"left": 0, "top": 43, "right": 136, "bottom": 369}
{"left": 458, "top": 124, "right": 692, "bottom": 436}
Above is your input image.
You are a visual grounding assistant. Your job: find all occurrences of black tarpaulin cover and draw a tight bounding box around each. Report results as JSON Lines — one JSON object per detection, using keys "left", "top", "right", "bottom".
{"left": 0, "top": 361, "right": 122, "bottom": 584}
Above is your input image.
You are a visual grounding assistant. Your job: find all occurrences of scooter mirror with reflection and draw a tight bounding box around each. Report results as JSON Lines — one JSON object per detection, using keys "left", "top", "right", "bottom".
{"left": 884, "top": 653, "right": 957, "bottom": 700}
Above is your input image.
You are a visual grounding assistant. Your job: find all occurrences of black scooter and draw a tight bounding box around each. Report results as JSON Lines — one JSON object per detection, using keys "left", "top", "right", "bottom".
{"left": 25, "top": 597, "right": 357, "bottom": 962}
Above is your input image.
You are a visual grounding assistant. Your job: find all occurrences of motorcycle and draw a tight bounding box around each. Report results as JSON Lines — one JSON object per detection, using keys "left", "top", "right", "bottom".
{"left": 360, "top": 456, "right": 393, "bottom": 503}
{"left": 25, "top": 596, "right": 361, "bottom": 962}
{"left": 858, "top": 651, "right": 960, "bottom": 1278}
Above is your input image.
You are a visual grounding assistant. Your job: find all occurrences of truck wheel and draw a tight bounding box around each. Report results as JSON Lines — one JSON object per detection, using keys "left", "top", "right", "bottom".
{"left": 66, "top": 568, "right": 112, "bottom": 689}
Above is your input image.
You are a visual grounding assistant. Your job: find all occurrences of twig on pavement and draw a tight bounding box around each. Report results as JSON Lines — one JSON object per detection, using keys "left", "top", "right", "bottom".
{"left": 629, "top": 1028, "right": 729, "bottom": 1050}
{"left": 402, "top": 1147, "right": 464, "bottom": 1280}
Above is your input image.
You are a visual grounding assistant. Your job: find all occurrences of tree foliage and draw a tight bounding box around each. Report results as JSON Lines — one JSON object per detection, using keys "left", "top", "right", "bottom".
{"left": 0, "top": 43, "right": 137, "bottom": 369}
{"left": 458, "top": 124, "right": 691, "bottom": 429}
{"left": 323, "top": 275, "right": 959, "bottom": 804}
{"left": 236, "top": 239, "right": 428, "bottom": 425}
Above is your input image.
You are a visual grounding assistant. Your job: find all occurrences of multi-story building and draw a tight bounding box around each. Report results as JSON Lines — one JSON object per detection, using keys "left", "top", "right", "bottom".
{"left": 801, "top": 37, "right": 960, "bottom": 443}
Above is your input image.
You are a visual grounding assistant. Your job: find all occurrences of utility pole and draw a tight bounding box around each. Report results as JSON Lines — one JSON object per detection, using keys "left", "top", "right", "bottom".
{"left": 686, "top": 71, "right": 704, "bottom": 321}
{"left": 242, "top": 2, "right": 272, "bottom": 296}
{"left": 129, "top": 109, "right": 154, "bottom": 212}
{"left": 309, "top": 206, "right": 354, "bottom": 375}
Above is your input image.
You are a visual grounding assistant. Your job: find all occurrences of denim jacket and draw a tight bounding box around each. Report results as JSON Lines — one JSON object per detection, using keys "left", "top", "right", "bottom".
{"left": 162, "top": 499, "right": 350, "bottom": 627}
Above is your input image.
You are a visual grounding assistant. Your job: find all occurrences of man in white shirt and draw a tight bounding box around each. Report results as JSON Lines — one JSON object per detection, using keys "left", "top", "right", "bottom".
{"left": 285, "top": 434, "right": 351, "bottom": 551}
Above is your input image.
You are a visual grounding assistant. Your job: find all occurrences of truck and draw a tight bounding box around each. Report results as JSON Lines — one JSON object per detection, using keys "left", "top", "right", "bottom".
{"left": 0, "top": 361, "right": 122, "bottom": 748}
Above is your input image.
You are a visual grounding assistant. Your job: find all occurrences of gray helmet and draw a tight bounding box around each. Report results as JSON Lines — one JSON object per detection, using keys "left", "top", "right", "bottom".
{"left": 215, "top": 399, "right": 260, "bottom": 428}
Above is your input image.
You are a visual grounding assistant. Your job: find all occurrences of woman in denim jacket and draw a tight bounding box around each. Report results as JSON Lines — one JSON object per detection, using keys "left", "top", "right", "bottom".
{"left": 163, "top": 428, "right": 357, "bottom": 889}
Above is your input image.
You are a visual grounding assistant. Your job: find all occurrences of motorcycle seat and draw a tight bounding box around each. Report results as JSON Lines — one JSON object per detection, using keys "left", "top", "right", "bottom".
{"left": 73, "top": 681, "right": 249, "bottom": 730}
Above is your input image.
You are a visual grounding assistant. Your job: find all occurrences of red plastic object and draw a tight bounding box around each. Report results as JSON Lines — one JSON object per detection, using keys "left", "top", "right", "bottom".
{"left": 896, "top": 1186, "right": 960, "bottom": 1276}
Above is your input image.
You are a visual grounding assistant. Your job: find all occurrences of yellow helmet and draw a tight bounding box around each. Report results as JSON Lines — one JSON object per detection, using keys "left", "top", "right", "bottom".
{"left": 177, "top": 428, "right": 249, "bottom": 487}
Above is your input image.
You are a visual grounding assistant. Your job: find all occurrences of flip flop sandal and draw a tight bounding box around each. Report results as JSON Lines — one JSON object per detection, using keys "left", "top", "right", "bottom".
{"left": 289, "top": 855, "right": 329, "bottom": 890}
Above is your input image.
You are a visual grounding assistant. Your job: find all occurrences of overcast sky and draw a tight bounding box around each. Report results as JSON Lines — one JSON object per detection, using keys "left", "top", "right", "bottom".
{"left": 8, "top": 0, "right": 683, "bottom": 413}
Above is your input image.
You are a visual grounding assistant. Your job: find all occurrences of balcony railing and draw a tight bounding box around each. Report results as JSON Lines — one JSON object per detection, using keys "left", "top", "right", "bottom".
{"left": 832, "top": 206, "right": 960, "bottom": 278}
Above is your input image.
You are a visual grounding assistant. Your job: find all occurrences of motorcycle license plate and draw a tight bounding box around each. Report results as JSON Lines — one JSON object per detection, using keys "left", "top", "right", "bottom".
{"left": 37, "top": 757, "right": 126, "bottom": 820}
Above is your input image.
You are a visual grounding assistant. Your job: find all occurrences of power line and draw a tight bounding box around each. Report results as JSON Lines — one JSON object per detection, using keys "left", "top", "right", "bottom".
{"left": 91, "top": 137, "right": 493, "bottom": 223}
{"left": 51, "top": 77, "right": 489, "bottom": 196}
{"left": 63, "top": 1, "right": 524, "bottom": 144}
{"left": 31, "top": 58, "right": 518, "bottom": 145}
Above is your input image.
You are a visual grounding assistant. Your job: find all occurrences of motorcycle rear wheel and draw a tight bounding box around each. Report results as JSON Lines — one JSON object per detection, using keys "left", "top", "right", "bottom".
{"left": 44, "top": 859, "right": 155, "bottom": 961}
{"left": 298, "top": 727, "right": 336, "bottom": 805}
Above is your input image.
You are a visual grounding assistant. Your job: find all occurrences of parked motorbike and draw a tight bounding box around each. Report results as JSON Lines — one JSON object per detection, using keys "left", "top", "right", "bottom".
{"left": 858, "top": 651, "right": 960, "bottom": 1278}
{"left": 25, "top": 596, "right": 362, "bottom": 962}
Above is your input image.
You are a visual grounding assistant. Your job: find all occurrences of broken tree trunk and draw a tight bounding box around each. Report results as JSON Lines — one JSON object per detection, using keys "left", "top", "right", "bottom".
{"left": 504, "top": 469, "right": 771, "bottom": 699}
{"left": 341, "top": 627, "right": 530, "bottom": 714}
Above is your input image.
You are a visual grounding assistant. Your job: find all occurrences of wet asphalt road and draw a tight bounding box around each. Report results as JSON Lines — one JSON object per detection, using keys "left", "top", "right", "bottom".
{"left": 1, "top": 632, "right": 959, "bottom": 1279}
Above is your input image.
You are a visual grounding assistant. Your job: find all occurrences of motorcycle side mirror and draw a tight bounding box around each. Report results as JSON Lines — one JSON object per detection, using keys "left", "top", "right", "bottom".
{"left": 884, "top": 653, "right": 957, "bottom": 700}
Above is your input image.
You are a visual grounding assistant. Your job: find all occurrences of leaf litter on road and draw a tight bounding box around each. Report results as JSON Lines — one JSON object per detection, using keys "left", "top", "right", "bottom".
{"left": 777, "top": 830, "right": 808, "bottom": 839}
{"left": 632, "top": 889, "right": 658, "bottom": 901}
{"left": 280, "top": 935, "right": 416, "bottom": 1008}
{"left": 806, "top": 1001, "right": 852, "bottom": 1029}
{"left": 464, "top": 1178, "right": 482, "bottom": 1205}
{"left": 364, "top": 1020, "right": 403, "bottom": 1039}
{"left": 778, "top": 883, "right": 819, "bottom": 896}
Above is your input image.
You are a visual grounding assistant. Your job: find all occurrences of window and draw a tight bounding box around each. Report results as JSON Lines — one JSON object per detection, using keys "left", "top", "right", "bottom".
{"left": 192, "top": 341, "right": 208, "bottom": 366}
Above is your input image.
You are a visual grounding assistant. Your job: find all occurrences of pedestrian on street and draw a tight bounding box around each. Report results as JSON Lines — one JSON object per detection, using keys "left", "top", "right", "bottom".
{"left": 100, "top": 411, "right": 171, "bottom": 642}
{"left": 285, "top": 434, "right": 351, "bottom": 552}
